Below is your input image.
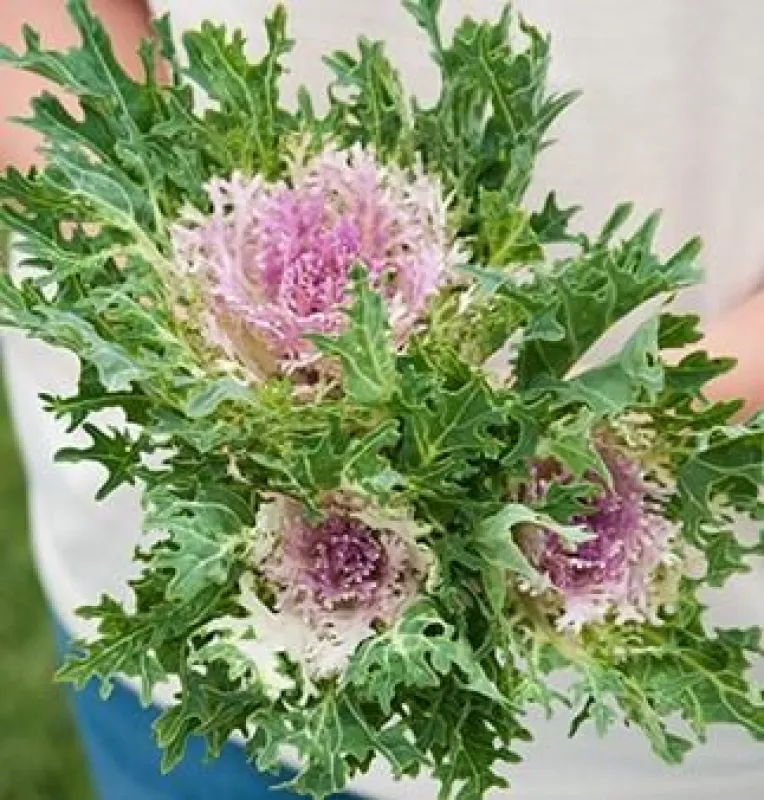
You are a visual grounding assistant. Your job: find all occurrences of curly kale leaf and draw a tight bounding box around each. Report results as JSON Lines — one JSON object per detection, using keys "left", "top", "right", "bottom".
{"left": 514, "top": 210, "right": 702, "bottom": 385}
{"left": 182, "top": 6, "right": 295, "bottom": 176}
{"left": 405, "top": 0, "right": 578, "bottom": 211}
{"left": 144, "top": 488, "right": 251, "bottom": 602}
{"left": 625, "top": 602, "right": 764, "bottom": 745}
{"left": 344, "top": 600, "right": 505, "bottom": 714}
{"left": 55, "top": 423, "right": 146, "bottom": 500}
{"left": 324, "top": 37, "right": 409, "bottom": 158}
{"left": 677, "top": 423, "right": 764, "bottom": 535}
{"left": 312, "top": 269, "right": 399, "bottom": 406}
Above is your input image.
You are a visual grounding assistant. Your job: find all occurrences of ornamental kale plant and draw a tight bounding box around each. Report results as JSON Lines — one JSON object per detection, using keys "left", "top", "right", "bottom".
{"left": 1, "top": 1, "right": 763, "bottom": 797}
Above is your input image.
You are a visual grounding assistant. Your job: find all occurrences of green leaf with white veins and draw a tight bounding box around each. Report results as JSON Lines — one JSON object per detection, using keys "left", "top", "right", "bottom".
{"left": 182, "top": 7, "right": 295, "bottom": 176}
{"left": 657, "top": 312, "right": 704, "bottom": 349}
{"left": 341, "top": 420, "right": 400, "bottom": 492}
{"left": 184, "top": 377, "right": 254, "bottom": 419}
{"left": 471, "top": 503, "right": 589, "bottom": 587}
{"left": 312, "top": 270, "right": 398, "bottom": 406}
{"left": 43, "top": 148, "right": 156, "bottom": 233}
{"left": 33, "top": 308, "right": 144, "bottom": 392}
{"left": 155, "top": 667, "right": 261, "bottom": 772}
{"left": 677, "top": 425, "right": 764, "bottom": 536}
{"left": 0, "top": 0, "right": 152, "bottom": 113}
{"left": 247, "top": 690, "right": 424, "bottom": 796}
{"left": 560, "top": 316, "right": 664, "bottom": 416}
{"left": 475, "top": 192, "right": 543, "bottom": 265}
{"left": 56, "top": 596, "right": 167, "bottom": 706}
{"left": 325, "top": 36, "right": 408, "bottom": 156}
{"left": 41, "top": 363, "right": 149, "bottom": 433}
{"left": 626, "top": 602, "right": 764, "bottom": 744}
{"left": 400, "top": 375, "right": 503, "bottom": 478}
{"left": 345, "top": 600, "right": 505, "bottom": 714}
{"left": 427, "top": 690, "right": 523, "bottom": 800}
{"left": 145, "top": 490, "right": 246, "bottom": 602}
{"left": 515, "top": 211, "right": 702, "bottom": 385}
{"left": 55, "top": 423, "right": 145, "bottom": 500}
{"left": 529, "top": 191, "right": 581, "bottom": 245}
{"left": 699, "top": 526, "right": 764, "bottom": 587}
{"left": 407, "top": 0, "right": 579, "bottom": 206}
{"left": 569, "top": 662, "right": 622, "bottom": 737}
{"left": 537, "top": 409, "right": 609, "bottom": 479}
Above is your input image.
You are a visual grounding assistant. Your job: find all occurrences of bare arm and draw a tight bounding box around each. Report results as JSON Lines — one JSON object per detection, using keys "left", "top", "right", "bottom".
{"left": 701, "top": 289, "right": 764, "bottom": 416}
{"left": 0, "top": 0, "right": 152, "bottom": 170}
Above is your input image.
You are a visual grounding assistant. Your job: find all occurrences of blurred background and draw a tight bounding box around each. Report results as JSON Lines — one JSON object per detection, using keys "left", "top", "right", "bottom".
{"left": 0, "top": 229, "right": 93, "bottom": 800}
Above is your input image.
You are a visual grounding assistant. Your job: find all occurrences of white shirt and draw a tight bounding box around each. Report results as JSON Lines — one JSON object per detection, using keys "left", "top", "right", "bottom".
{"left": 3, "top": 1, "right": 764, "bottom": 798}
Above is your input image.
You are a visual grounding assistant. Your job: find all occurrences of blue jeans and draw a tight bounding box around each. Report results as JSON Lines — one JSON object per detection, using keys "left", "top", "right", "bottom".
{"left": 54, "top": 621, "right": 363, "bottom": 800}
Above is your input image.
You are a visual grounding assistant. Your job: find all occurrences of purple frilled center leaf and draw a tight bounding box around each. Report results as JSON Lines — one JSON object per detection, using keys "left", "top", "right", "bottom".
{"left": 260, "top": 497, "right": 426, "bottom": 635}
{"left": 172, "top": 145, "right": 458, "bottom": 376}
{"left": 245, "top": 495, "right": 429, "bottom": 678}
{"left": 299, "top": 516, "right": 388, "bottom": 608}
{"left": 522, "top": 446, "right": 674, "bottom": 629}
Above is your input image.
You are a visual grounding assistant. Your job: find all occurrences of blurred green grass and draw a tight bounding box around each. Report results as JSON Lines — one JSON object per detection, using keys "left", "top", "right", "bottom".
{"left": 0, "top": 231, "right": 93, "bottom": 799}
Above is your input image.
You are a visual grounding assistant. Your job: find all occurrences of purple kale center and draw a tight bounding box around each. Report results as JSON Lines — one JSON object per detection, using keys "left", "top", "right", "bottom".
{"left": 542, "top": 482, "right": 642, "bottom": 591}
{"left": 522, "top": 445, "right": 670, "bottom": 625}
{"left": 302, "top": 516, "right": 387, "bottom": 607}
